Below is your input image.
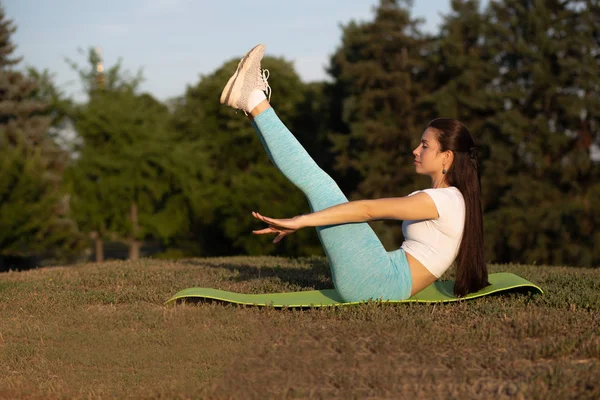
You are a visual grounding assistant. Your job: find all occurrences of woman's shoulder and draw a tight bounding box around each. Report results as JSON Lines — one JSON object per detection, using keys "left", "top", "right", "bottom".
{"left": 443, "top": 186, "right": 463, "bottom": 197}
{"left": 406, "top": 186, "right": 463, "bottom": 202}
{"left": 436, "top": 186, "right": 464, "bottom": 203}
{"left": 419, "top": 187, "right": 465, "bottom": 215}
{"left": 419, "top": 186, "right": 462, "bottom": 197}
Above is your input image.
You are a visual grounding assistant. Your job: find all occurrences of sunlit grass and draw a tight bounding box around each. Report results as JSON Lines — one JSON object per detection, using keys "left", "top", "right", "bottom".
{"left": 0, "top": 257, "right": 598, "bottom": 399}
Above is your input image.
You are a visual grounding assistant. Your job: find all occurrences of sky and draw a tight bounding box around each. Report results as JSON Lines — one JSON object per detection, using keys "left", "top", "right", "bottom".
{"left": 4, "top": 0, "right": 471, "bottom": 102}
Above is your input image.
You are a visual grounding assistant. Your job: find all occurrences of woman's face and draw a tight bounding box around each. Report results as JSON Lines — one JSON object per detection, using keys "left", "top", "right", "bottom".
{"left": 413, "top": 128, "right": 446, "bottom": 176}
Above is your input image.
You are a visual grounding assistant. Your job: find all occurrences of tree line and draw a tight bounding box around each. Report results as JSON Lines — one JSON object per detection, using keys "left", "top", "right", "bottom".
{"left": 1, "top": 0, "right": 598, "bottom": 270}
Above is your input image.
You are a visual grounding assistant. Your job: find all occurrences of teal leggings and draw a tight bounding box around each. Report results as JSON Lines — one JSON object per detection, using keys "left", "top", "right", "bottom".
{"left": 251, "top": 108, "right": 412, "bottom": 302}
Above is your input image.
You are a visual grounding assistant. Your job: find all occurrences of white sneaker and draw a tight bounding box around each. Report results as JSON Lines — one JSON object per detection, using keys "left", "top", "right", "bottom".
{"left": 220, "top": 44, "right": 271, "bottom": 113}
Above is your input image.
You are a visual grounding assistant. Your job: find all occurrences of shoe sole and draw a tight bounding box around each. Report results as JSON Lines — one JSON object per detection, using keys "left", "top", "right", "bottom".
{"left": 219, "top": 44, "right": 265, "bottom": 107}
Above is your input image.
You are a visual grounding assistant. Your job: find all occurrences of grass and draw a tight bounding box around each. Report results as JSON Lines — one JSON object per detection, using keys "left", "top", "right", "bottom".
{"left": 0, "top": 256, "right": 598, "bottom": 399}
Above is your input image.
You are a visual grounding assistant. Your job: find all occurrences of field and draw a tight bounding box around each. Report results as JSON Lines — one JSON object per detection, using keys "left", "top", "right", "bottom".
{"left": 1, "top": 256, "right": 598, "bottom": 399}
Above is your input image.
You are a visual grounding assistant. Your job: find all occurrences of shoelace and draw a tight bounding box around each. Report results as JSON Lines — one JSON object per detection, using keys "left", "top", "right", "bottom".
{"left": 242, "top": 68, "right": 272, "bottom": 116}
{"left": 261, "top": 69, "right": 272, "bottom": 102}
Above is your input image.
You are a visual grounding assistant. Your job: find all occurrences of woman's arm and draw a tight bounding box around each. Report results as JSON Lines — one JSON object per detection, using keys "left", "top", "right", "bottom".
{"left": 252, "top": 193, "right": 439, "bottom": 242}
{"left": 297, "top": 193, "right": 439, "bottom": 228}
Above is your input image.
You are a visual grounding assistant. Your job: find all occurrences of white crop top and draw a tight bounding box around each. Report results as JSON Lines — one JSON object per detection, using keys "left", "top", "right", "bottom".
{"left": 400, "top": 186, "right": 465, "bottom": 278}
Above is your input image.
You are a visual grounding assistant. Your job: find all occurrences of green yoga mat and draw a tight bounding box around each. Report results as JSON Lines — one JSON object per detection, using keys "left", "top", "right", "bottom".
{"left": 166, "top": 272, "right": 543, "bottom": 308}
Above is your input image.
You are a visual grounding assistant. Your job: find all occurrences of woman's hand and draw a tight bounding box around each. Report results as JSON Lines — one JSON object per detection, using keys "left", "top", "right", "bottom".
{"left": 251, "top": 211, "right": 304, "bottom": 243}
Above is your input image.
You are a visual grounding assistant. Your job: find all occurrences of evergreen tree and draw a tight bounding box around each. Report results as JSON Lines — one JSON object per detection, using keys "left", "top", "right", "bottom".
{"left": 170, "top": 57, "right": 323, "bottom": 257}
{"left": 482, "top": 0, "right": 600, "bottom": 266}
{"left": 68, "top": 49, "right": 187, "bottom": 261}
{"left": 419, "top": 0, "right": 503, "bottom": 263}
{"left": 327, "top": 0, "right": 428, "bottom": 248}
{"left": 419, "top": 0, "right": 499, "bottom": 130}
{"left": 0, "top": 6, "right": 81, "bottom": 268}
{"left": 26, "top": 67, "right": 77, "bottom": 151}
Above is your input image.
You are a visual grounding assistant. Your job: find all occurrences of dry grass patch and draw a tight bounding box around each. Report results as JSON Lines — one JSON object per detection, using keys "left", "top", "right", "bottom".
{"left": 0, "top": 257, "right": 598, "bottom": 399}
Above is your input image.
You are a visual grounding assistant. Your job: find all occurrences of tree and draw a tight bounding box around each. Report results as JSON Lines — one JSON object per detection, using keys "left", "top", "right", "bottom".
{"left": 170, "top": 56, "right": 324, "bottom": 257}
{"left": 326, "top": 0, "right": 428, "bottom": 248}
{"left": 417, "top": 0, "right": 503, "bottom": 263}
{"left": 67, "top": 48, "right": 187, "bottom": 261}
{"left": 0, "top": 6, "right": 81, "bottom": 268}
{"left": 481, "top": 0, "right": 600, "bottom": 266}
{"left": 418, "top": 0, "right": 499, "bottom": 129}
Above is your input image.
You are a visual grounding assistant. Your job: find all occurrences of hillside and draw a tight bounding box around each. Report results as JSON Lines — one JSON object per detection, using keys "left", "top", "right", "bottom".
{"left": 1, "top": 257, "right": 598, "bottom": 399}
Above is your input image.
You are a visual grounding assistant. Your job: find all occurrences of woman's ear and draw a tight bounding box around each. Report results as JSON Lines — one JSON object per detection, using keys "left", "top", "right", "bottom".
{"left": 445, "top": 150, "right": 454, "bottom": 167}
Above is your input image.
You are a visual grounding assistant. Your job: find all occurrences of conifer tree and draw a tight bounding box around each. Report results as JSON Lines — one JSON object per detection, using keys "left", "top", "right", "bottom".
{"left": 419, "top": 0, "right": 499, "bottom": 130}
{"left": 0, "top": 6, "right": 80, "bottom": 268}
{"left": 327, "top": 0, "right": 428, "bottom": 248}
{"left": 419, "top": 0, "right": 503, "bottom": 262}
{"left": 68, "top": 48, "right": 187, "bottom": 261}
{"left": 482, "top": 0, "right": 600, "bottom": 266}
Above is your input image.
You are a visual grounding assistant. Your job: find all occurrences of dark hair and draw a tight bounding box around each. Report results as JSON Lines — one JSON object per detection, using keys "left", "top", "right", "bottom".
{"left": 427, "top": 118, "right": 490, "bottom": 297}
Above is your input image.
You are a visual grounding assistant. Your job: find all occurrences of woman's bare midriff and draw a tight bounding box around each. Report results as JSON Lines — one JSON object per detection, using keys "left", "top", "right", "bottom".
{"left": 405, "top": 251, "right": 439, "bottom": 296}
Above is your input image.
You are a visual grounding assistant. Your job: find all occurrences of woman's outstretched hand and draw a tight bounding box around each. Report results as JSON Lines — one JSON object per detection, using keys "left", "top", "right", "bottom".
{"left": 251, "top": 211, "right": 304, "bottom": 243}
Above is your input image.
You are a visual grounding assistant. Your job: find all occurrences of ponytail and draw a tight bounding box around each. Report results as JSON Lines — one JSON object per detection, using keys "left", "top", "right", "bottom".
{"left": 427, "top": 119, "right": 490, "bottom": 296}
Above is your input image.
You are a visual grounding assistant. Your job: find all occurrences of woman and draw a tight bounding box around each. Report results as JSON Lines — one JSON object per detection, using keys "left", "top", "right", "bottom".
{"left": 220, "top": 44, "right": 490, "bottom": 302}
